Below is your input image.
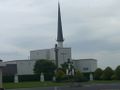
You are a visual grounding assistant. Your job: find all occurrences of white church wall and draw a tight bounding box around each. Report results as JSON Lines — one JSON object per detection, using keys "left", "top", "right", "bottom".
{"left": 58, "top": 48, "right": 71, "bottom": 67}
{"left": 30, "top": 47, "right": 71, "bottom": 68}
{"left": 73, "top": 59, "right": 97, "bottom": 73}
{"left": 49, "top": 48, "right": 55, "bottom": 60}
{"left": 5, "top": 60, "right": 36, "bottom": 75}
{"left": 30, "top": 49, "right": 50, "bottom": 60}
{"left": 16, "top": 60, "right": 36, "bottom": 75}
{"left": 4, "top": 61, "right": 17, "bottom": 64}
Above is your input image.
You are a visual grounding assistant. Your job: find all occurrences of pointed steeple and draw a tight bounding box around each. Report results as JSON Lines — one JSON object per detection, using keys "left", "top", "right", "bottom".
{"left": 57, "top": 2, "right": 64, "bottom": 42}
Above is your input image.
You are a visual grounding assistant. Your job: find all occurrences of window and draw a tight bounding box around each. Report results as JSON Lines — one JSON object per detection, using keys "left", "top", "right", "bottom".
{"left": 83, "top": 67, "right": 89, "bottom": 71}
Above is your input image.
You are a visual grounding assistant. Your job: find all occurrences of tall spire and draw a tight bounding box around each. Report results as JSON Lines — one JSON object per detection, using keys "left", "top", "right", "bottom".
{"left": 57, "top": 2, "right": 64, "bottom": 42}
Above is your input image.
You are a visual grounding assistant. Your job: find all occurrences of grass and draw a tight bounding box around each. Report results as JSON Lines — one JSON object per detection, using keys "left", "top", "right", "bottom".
{"left": 3, "top": 80, "right": 120, "bottom": 89}
{"left": 82, "top": 80, "right": 120, "bottom": 85}
{"left": 3, "top": 81, "right": 66, "bottom": 89}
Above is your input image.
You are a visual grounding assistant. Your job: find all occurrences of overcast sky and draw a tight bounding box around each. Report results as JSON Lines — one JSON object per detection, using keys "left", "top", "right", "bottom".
{"left": 0, "top": 0, "right": 120, "bottom": 69}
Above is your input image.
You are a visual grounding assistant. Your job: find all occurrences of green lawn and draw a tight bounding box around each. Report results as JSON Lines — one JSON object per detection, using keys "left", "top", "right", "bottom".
{"left": 92, "top": 80, "right": 120, "bottom": 83}
{"left": 82, "top": 80, "right": 120, "bottom": 84}
{"left": 3, "top": 81, "right": 66, "bottom": 89}
{"left": 3, "top": 80, "right": 120, "bottom": 89}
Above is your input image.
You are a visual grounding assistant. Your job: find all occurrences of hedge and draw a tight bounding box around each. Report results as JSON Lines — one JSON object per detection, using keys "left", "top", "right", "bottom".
{"left": 3, "top": 73, "right": 54, "bottom": 83}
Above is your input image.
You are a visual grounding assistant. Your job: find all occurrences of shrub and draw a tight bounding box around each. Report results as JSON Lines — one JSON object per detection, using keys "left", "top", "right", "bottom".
{"left": 74, "top": 70, "right": 87, "bottom": 82}
{"left": 3, "top": 75, "right": 14, "bottom": 83}
{"left": 55, "top": 69, "right": 65, "bottom": 82}
{"left": 83, "top": 72, "right": 91, "bottom": 81}
{"left": 111, "top": 74, "right": 117, "bottom": 80}
{"left": 18, "top": 75, "right": 40, "bottom": 82}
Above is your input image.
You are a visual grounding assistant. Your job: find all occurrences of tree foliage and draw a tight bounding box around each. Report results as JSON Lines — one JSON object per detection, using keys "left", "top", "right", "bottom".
{"left": 33, "top": 59, "right": 56, "bottom": 75}
{"left": 111, "top": 74, "right": 117, "bottom": 80}
{"left": 115, "top": 65, "right": 120, "bottom": 80}
{"left": 100, "top": 67, "right": 114, "bottom": 80}
{"left": 94, "top": 68, "right": 103, "bottom": 80}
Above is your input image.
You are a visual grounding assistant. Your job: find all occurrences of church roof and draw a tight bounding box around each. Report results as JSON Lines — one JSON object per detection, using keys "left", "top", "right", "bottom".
{"left": 57, "top": 2, "right": 64, "bottom": 42}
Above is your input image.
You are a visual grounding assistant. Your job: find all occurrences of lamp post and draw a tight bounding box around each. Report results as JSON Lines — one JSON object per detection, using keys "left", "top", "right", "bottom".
{"left": 54, "top": 44, "right": 59, "bottom": 68}
{"left": 53, "top": 44, "right": 59, "bottom": 82}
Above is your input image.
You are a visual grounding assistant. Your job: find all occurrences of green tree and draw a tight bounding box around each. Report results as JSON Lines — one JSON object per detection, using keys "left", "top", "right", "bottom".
{"left": 33, "top": 59, "right": 57, "bottom": 80}
{"left": 115, "top": 65, "right": 120, "bottom": 80}
{"left": 94, "top": 68, "right": 103, "bottom": 80}
{"left": 100, "top": 67, "right": 114, "bottom": 80}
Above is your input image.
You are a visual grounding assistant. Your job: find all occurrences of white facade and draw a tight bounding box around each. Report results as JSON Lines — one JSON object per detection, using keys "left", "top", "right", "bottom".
{"left": 16, "top": 60, "right": 36, "bottom": 75}
{"left": 4, "top": 46, "right": 72, "bottom": 75}
{"left": 73, "top": 59, "right": 97, "bottom": 73}
{"left": 57, "top": 42, "right": 63, "bottom": 48}
{"left": 57, "top": 48, "right": 71, "bottom": 67}
{"left": 30, "top": 47, "right": 71, "bottom": 67}
{"left": 4, "top": 58, "right": 97, "bottom": 75}
{"left": 30, "top": 49, "right": 51, "bottom": 60}
{"left": 5, "top": 60, "right": 36, "bottom": 75}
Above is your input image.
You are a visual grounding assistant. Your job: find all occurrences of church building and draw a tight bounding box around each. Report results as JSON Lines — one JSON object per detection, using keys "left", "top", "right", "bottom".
{"left": 3, "top": 3, "right": 97, "bottom": 76}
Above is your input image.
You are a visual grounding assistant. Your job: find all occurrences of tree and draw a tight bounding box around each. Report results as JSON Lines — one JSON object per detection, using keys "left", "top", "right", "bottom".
{"left": 100, "top": 67, "right": 114, "bottom": 80}
{"left": 115, "top": 65, "right": 120, "bottom": 80}
{"left": 33, "top": 59, "right": 57, "bottom": 80}
{"left": 94, "top": 68, "right": 103, "bottom": 80}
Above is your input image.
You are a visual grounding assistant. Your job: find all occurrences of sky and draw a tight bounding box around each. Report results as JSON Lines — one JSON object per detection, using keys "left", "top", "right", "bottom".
{"left": 0, "top": 0, "right": 120, "bottom": 69}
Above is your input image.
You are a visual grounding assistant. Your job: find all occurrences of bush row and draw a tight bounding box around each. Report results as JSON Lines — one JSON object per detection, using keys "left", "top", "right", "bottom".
{"left": 94, "top": 65, "right": 120, "bottom": 80}
{"left": 3, "top": 74, "right": 53, "bottom": 83}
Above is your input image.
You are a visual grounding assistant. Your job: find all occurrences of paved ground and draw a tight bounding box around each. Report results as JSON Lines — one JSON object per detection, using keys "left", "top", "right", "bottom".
{"left": 6, "top": 83, "right": 120, "bottom": 90}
